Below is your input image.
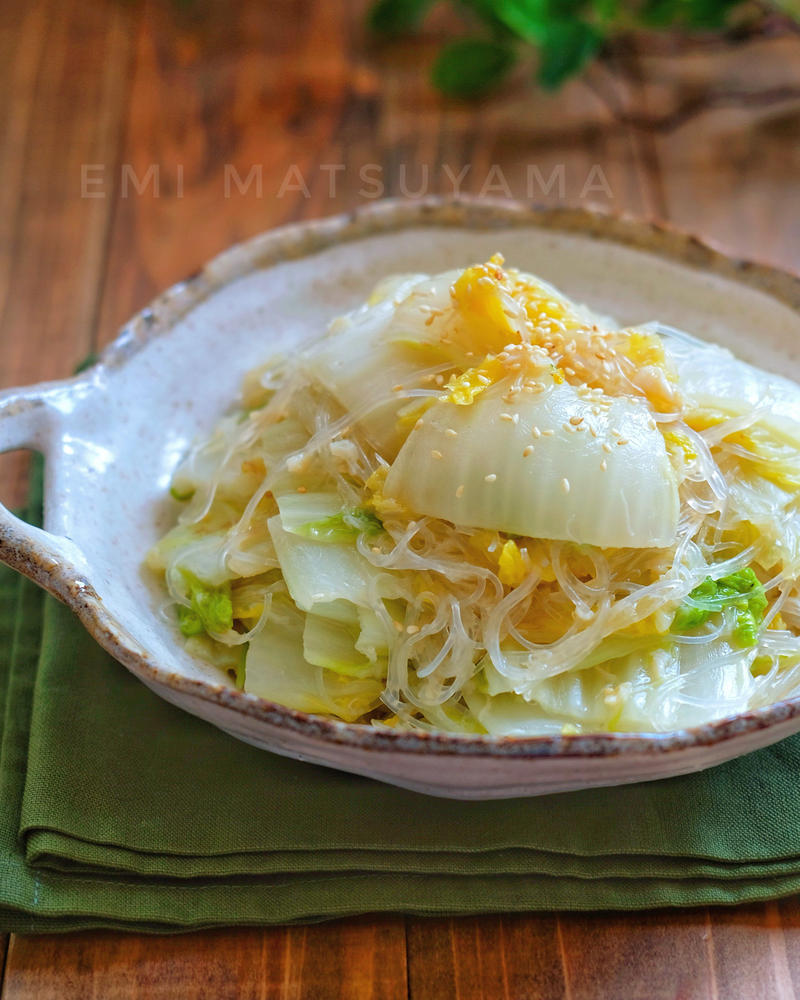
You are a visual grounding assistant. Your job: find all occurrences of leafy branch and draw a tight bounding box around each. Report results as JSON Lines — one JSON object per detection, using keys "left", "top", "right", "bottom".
{"left": 368, "top": 0, "right": 800, "bottom": 95}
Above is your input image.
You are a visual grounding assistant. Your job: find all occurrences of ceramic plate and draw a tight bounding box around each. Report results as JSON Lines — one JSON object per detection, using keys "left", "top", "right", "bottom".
{"left": 3, "top": 197, "right": 800, "bottom": 799}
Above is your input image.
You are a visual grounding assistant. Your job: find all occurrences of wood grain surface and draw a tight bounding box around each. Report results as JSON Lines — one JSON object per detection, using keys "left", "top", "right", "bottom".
{"left": 2, "top": 0, "right": 800, "bottom": 996}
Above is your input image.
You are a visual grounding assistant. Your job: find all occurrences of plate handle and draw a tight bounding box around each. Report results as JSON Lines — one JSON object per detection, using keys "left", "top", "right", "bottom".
{"left": 0, "top": 389, "right": 89, "bottom": 599}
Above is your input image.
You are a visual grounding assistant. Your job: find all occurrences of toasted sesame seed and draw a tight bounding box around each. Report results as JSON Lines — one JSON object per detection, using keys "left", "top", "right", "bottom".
{"left": 588, "top": 425, "right": 598, "bottom": 437}
{"left": 445, "top": 428, "right": 458, "bottom": 438}
{"left": 456, "top": 484, "right": 465, "bottom": 498}
{"left": 392, "top": 384, "right": 403, "bottom": 392}
{"left": 523, "top": 445, "right": 534, "bottom": 457}
{"left": 560, "top": 478, "right": 570, "bottom": 494}
{"left": 617, "top": 439, "right": 629, "bottom": 446}
{"left": 484, "top": 473, "right": 497, "bottom": 483}
{"left": 296, "top": 486, "right": 307, "bottom": 494}
{"left": 406, "top": 624, "right": 420, "bottom": 635}
{"left": 602, "top": 441, "right": 613, "bottom": 453}
{"left": 569, "top": 415, "right": 583, "bottom": 426}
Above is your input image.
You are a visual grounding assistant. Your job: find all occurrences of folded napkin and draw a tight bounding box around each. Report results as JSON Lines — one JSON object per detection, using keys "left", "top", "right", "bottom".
{"left": 3, "top": 463, "right": 800, "bottom": 933}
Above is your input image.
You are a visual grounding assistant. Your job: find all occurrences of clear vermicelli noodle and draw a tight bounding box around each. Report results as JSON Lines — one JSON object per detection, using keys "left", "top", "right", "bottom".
{"left": 146, "top": 256, "right": 800, "bottom": 735}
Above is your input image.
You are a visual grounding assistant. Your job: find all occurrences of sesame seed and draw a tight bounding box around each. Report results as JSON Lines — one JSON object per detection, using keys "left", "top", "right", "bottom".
{"left": 445, "top": 428, "right": 458, "bottom": 438}
{"left": 512, "top": 413, "right": 520, "bottom": 424}
{"left": 600, "top": 459, "right": 608, "bottom": 471}
{"left": 431, "top": 449, "right": 443, "bottom": 459}
{"left": 569, "top": 415, "right": 583, "bottom": 426}
{"left": 523, "top": 445, "right": 534, "bottom": 457}
{"left": 456, "top": 484, "right": 465, "bottom": 498}
{"left": 617, "top": 439, "right": 629, "bottom": 446}
{"left": 477, "top": 374, "right": 492, "bottom": 385}
{"left": 542, "top": 429, "right": 555, "bottom": 437}
{"left": 484, "top": 473, "right": 497, "bottom": 483}
{"left": 415, "top": 419, "right": 424, "bottom": 430}
{"left": 532, "top": 426, "right": 542, "bottom": 438}
{"left": 560, "top": 478, "right": 571, "bottom": 494}
{"left": 500, "top": 413, "right": 514, "bottom": 423}
{"left": 393, "top": 621, "right": 404, "bottom": 632}
{"left": 296, "top": 486, "right": 307, "bottom": 494}
{"left": 406, "top": 624, "right": 420, "bottom": 635}
{"left": 589, "top": 425, "right": 598, "bottom": 437}
{"left": 371, "top": 546, "right": 381, "bottom": 553}
{"left": 602, "top": 441, "right": 613, "bottom": 453}
{"left": 392, "top": 384, "right": 403, "bottom": 392}
{"left": 435, "top": 374, "right": 444, "bottom": 386}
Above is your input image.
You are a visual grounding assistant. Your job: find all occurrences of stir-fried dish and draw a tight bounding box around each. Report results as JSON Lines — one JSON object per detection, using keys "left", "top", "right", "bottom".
{"left": 147, "top": 255, "right": 800, "bottom": 735}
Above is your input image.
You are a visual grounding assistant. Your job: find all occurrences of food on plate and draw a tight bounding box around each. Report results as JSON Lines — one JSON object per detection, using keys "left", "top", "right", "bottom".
{"left": 147, "top": 255, "right": 800, "bottom": 735}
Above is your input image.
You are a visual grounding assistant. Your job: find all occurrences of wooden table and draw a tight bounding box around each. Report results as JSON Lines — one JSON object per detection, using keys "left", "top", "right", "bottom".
{"left": 3, "top": 0, "right": 800, "bottom": 995}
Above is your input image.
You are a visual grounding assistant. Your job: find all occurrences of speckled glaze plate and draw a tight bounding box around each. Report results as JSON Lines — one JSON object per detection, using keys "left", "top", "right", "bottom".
{"left": 3, "top": 197, "right": 800, "bottom": 799}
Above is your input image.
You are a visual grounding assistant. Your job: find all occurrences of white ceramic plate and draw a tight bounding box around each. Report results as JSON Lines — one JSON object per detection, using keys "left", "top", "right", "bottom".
{"left": 3, "top": 197, "right": 800, "bottom": 799}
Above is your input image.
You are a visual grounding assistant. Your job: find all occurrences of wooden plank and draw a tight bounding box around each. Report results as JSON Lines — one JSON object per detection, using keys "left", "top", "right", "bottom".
{"left": 3, "top": 918, "right": 408, "bottom": 1000}
{"left": 705, "top": 902, "right": 800, "bottom": 999}
{"left": 623, "top": 31, "right": 800, "bottom": 268}
{"left": 94, "top": 0, "right": 359, "bottom": 344}
{"left": 557, "top": 909, "right": 716, "bottom": 1000}
{"left": 406, "top": 915, "right": 567, "bottom": 1000}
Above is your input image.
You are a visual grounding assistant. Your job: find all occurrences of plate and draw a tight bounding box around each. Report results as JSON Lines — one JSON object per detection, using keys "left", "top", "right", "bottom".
{"left": 3, "top": 197, "right": 800, "bottom": 799}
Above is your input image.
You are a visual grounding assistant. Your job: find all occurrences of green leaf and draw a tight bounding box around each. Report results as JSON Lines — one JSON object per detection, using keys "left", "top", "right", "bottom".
{"left": 298, "top": 507, "right": 384, "bottom": 544}
{"left": 431, "top": 38, "right": 517, "bottom": 98}
{"left": 536, "top": 20, "right": 603, "bottom": 90}
{"left": 492, "top": 0, "right": 550, "bottom": 41}
{"left": 177, "top": 605, "right": 205, "bottom": 637}
{"left": 368, "top": 0, "right": 436, "bottom": 35}
{"left": 671, "top": 567, "right": 768, "bottom": 647}
{"left": 177, "top": 569, "right": 234, "bottom": 637}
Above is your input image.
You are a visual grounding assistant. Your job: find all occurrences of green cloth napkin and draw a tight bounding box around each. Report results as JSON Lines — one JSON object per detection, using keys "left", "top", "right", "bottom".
{"left": 4, "top": 463, "right": 800, "bottom": 933}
